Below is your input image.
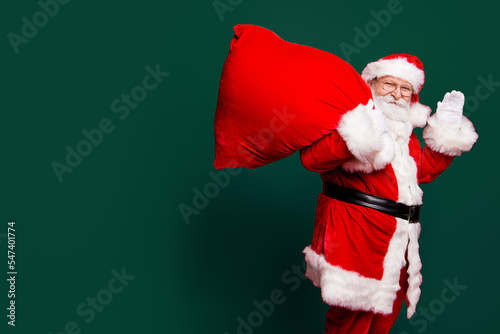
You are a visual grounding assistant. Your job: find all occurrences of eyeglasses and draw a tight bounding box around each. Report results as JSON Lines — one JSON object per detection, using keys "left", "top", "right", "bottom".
{"left": 377, "top": 80, "right": 413, "bottom": 97}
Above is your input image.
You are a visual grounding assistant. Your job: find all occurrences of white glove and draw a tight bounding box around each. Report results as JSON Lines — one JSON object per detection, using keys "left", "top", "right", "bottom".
{"left": 436, "top": 90, "right": 464, "bottom": 124}
{"left": 367, "top": 99, "right": 389, "bottom": 133}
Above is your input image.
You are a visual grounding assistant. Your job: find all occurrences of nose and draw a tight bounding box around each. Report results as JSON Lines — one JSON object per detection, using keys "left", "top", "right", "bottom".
{"left": 390, "top": 86, "right": 402, "bottom": 99}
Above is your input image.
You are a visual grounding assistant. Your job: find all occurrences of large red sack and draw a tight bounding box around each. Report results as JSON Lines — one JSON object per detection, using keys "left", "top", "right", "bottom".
{"left": 214, "top": 24, "right": 373, "bottom": 169}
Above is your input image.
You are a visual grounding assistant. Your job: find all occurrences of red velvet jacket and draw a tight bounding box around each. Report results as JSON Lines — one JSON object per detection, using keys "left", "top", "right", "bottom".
{"left": 299, "top": 106, "right": 477, "bottom": 318}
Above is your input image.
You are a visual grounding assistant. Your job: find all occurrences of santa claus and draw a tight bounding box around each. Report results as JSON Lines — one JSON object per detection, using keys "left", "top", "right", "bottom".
{"left": 300, "top": 54, "right": 478, "bottom": 333}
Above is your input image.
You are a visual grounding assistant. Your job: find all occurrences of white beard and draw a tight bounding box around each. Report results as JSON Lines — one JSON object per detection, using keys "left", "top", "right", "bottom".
{"left": 373, "top": 95, "right": 413, "bottom": 140}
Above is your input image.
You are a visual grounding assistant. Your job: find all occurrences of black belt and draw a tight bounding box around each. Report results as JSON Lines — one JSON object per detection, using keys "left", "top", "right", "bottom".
{"left": 322, "top": 182, "right": 421, "bottom": 223}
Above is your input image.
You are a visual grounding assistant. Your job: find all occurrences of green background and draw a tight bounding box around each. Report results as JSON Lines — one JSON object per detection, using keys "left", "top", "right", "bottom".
{"left": 0, "top": 0, "right": 497, "bottom": 333}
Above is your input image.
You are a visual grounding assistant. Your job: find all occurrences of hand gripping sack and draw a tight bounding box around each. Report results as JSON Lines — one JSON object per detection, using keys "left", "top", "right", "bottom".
{"left": 214, "top": 24, "right": 373, "bottom": 169}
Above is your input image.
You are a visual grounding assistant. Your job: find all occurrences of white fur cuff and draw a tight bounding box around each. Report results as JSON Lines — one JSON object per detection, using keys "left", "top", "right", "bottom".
{"left": 337, "top": 102, "right": 395, "bottom": 173}
{"left": 422, "top": 115, "right": 478, "bottom": 156}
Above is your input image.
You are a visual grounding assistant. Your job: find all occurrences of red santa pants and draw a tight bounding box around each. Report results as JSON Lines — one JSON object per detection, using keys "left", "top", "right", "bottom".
{"left": 325, "top": 266, "right": 408, "bottom": 334}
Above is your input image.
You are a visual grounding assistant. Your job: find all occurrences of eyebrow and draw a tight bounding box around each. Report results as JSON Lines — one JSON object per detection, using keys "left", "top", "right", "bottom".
{"left": 383, "top": 81, "right": 412, "bottom": 89}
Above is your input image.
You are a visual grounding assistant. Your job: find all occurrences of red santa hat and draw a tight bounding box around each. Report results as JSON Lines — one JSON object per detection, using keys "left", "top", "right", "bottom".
{"left": 361, "top": 54, "right": 431, "bottom": 127}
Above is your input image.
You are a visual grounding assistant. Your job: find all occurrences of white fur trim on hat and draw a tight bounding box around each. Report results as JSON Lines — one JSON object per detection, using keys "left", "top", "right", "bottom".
{"left": 362, "top": 57, "right": 425, "bottom": 93}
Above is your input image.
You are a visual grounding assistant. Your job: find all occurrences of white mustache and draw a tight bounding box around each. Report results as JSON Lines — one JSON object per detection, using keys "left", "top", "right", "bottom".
{"left": 376, "top": 95, "right": 409, "bottom": 109}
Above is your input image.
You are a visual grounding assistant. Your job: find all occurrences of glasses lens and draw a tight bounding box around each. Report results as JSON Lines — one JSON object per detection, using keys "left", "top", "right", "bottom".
{"left": 382, "top": 82, "right": 396, "bottom": 92}
{"left": 400, "top": 87, "right": 412, "bottom": 97}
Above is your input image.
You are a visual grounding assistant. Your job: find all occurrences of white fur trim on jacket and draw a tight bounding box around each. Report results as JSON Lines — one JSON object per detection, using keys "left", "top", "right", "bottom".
{"left": 406, "top": 223, "right": 423, "bottom": 318}
{"left": 409, "top": 102, "right": 431, "bottom": 128}
{"left": 386, "top": 120, "right": 423, "bottom": 318}
{"left": 337, "top": 101, "right": 395, "bottom": 173}
{"left": 422, "top": 115, "right": 478, "bottom": 156}
{"left": 303, "top": 216, "right": 411, "bottom": 315}
{"left": 362, "top": 57, "right": 425, "bottom": 93}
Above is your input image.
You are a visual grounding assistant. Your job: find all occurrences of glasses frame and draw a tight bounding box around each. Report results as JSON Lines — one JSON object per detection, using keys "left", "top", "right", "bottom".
{"left": 376, "top": 79, "right": 413, "bottom": 98}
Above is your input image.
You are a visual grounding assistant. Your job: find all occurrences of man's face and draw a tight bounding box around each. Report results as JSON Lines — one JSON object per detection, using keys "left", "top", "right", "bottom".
{"left": 370, "top": 75, "right": 413, "bottom": 103}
